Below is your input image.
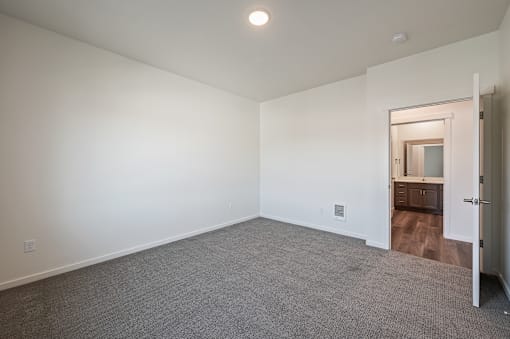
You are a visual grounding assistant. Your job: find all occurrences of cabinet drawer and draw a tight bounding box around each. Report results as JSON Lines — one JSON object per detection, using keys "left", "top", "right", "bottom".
{"left": 395, "top": 197, "right": 408, "bottom": 206}
{"left": 407, "top": 183, "right": 439, "bottom": 190}
{"left": 395, "top": 183, "right": 407, "bottom": 189}
{"left": 396, "top": 190, "right": 407, "bottom": 197}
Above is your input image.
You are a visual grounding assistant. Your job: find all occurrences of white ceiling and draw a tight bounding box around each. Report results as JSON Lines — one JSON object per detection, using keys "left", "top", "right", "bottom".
{"left": 0, "top": 0, "right": 509, "bottom": 101}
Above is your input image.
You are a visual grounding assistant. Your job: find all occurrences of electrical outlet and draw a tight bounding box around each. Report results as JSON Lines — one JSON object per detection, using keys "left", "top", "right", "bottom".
{"left": 24, "top": 240, "right": 36, "bottom": 253}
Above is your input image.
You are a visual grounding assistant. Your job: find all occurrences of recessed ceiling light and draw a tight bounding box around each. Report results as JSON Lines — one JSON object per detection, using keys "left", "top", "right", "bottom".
{"left": 249, "top": 10, "right": 270, "bottom": 26}
{"left": 392, "top": 32, "right": 408, "bottom": 44}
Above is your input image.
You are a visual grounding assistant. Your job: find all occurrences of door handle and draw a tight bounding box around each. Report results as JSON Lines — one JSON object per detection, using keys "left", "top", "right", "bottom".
{"left": 464, "top": 198, "right": 479, "bottom": 205}
{"left": 480, "top": 200, "right": 491, "bottom": 205}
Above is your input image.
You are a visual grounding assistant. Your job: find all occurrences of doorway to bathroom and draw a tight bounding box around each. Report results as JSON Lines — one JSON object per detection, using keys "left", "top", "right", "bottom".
{"left": 386, "top": 76, "right": 498, "bottom": 307}
{"left": 389, "top": 100, "right": 473, "bottom": 269}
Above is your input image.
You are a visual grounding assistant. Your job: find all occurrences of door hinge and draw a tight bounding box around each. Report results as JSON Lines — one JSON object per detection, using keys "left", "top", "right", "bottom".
{"left": 480, "top": 175, "right": 484, "bottom": 184}
{"left": 480, "top": 239, "right": 484, "bottom": 248}
{"left": 480, "top": 111, "right": 484, "bottom": 119}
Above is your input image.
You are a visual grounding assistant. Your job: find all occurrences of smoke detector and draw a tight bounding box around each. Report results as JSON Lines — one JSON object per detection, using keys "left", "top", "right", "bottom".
{"left": 392, "top": 33, "right": 408, "bottom": 44}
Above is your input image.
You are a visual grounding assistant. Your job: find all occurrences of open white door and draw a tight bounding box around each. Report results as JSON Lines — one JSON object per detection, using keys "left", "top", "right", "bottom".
{"left": 464, "top": 74, "right": 491, "bottom": 307}
{"left": 472, "top": 74, "right": 481, "bottom": 308}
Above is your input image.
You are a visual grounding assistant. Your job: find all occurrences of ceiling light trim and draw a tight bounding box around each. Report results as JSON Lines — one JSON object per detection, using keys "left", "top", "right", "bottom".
{"left": 249, "top": 9, "right": 270, "bottom": 27}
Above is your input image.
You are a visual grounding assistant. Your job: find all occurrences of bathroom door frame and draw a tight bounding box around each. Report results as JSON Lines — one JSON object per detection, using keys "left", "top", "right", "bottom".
{"left": 386, "top": 97, "right": 471, "bottom": 251}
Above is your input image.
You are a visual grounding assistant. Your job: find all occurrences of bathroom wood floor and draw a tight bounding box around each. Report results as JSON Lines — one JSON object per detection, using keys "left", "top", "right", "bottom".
{"left": 391, "top": 210, "right": 472, "bottom": 269}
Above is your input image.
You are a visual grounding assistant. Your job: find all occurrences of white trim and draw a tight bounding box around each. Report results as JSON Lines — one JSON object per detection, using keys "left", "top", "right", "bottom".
{"left": 259, "top": 214, "right": 367, "bottom": 240}
{"left": 443, "top": 118, "right": 453, "bottom": 241}
{"left": 443, "top": 233, "right": 472, "bottom": 243}
{"left": 480, "top": 85, "right": 495, "bottom": 96}
{"left": 0, "top": 214, "right": 259, "bottom": 291}
{"left": 390, "top": 97, "right": 471, "bottom": 113}
{"left": 391, "top": 112, "right": 454, "bottom": 125}
{"left": 387, "top": 110, "right": 393, "bottom": 251}
{"left": 366, "top": 240, "right": 390, "bottom": 250}
{"left": 497, "top": 272, "right": 510, "bottom": 301}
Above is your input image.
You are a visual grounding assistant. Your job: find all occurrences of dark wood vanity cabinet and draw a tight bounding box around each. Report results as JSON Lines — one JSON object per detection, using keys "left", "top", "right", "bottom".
{"left": 394, "top": 182, "right": 443, "bottom": 214}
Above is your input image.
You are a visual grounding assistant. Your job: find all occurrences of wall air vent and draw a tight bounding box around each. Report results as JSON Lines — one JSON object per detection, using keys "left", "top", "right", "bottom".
{"left": 334, "top": 204, "right": 346, "bottom": 221}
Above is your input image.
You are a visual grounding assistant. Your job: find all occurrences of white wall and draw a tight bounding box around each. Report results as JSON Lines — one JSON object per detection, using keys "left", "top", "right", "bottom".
{"left": 1, "top": 10, "right": 507, "bottom": 291}
{"left": 260, "top": 33, "right": 500, "bottom": 250}
{"left": 499, "top": 5, "right": 510, "bottom": 296}
{"left": 0, "top": 14, "right": 260, "bottom": 288}
{"left": 259, "top": 33, "right": 499, "bottom": 249}
{"left": 392, "top": 101, "right": 475, "bottom": 242}
{"left": 260, "top": 76, "right": 370, "bottom": 239}
{"left": 365, "top": 32, "right": 500, "bottom": 248}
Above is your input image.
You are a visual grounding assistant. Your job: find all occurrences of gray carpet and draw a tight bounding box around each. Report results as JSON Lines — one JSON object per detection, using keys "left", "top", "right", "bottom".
{"left": 0, "top": 218, "right": 509, "bottom": 338}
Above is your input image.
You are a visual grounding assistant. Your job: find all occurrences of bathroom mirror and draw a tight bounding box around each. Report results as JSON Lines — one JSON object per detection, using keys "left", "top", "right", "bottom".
{"left": 404, "top": 139, "right": 444, "bottom": 178}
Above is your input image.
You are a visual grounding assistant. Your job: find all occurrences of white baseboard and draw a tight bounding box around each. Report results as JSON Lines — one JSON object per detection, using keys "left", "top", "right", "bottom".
{"left": 0, "top": 214, "right": 259, "bottom": 291}
{"left": 444, "top": 232, "right": 472, "bottom": 243}
{"left": 259, "top": 214, "right": 366, "bottom": 240}
{"left": 365, "top": 240, "right": 390, "bottom": 250}
{"left": 497, "top": 272, "right": 510, "bottom": 301}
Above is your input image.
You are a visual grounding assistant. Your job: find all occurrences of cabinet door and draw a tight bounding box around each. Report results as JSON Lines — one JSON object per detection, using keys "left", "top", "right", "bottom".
{"left": 422, "top": 189, "right": 439, "bottom": 209}
{"left": 408, "top": 188, "right": 423, "bottom": 208}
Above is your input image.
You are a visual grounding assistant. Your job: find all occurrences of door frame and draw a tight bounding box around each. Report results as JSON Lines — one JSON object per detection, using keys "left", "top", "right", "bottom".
{"left": 385, "top": 97, "right": 472, "bottom": 251}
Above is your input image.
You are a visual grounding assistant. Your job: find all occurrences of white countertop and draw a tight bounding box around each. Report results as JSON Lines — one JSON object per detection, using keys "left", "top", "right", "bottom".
{"left": 393, "top": 177, "right": 444, "bottom": 184}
